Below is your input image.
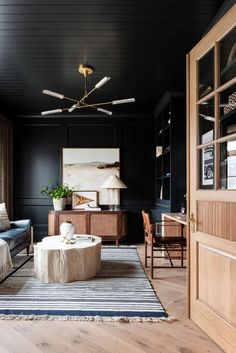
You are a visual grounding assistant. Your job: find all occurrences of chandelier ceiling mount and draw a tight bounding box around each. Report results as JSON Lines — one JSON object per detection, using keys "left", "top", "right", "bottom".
{"left": 78, "top": 63, "right": 94, "bottom": 76}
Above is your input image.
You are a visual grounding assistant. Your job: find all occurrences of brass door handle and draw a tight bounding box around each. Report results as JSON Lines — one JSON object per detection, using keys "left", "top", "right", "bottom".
{"left": 188, "top": 213, "right": 196, "bottom": 233}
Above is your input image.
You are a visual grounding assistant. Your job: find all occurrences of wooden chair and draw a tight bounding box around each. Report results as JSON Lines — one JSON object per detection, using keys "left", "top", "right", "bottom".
{"left": 142, "top": 210, "right": 186, "bottom": 278}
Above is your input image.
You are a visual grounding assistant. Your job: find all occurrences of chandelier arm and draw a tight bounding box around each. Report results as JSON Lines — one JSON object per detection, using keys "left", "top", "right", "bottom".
{"left": 62, "top": 108, "right": 72, "bottom": 112}
{"left": 76, "top": 102, "right": 112, "bottom": 116}
{"left": 77, "top": 101, "right": 113, "bottom": 108}
{"left": 63, "top": 96, "right": 80, "bottom": 103}
{"left": 78, "top": 98, "right": 135, "bottom": 108}
{"left": 79, "top": 77, "right": 110, "bottom": 102}
{"left": 79, "top": 101, "right": 96, "bottom": 108}
{"left": 79, "top": 87, "right": 97, "bottom": 102}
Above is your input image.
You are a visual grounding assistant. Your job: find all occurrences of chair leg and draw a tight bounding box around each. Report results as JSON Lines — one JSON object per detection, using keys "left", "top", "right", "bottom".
{"left": 26, "top": 245, "right": 30, "bottom": 256}
{"left": 151, "top": 244, "right": 154, "bottom": 279}
{"left": 164, "top": 244, "right": 174, "bottom": 267}
{"left": 145, "top": 240, "right": 147, "bottom": 267}
{"left": 181, "top": 244, "right": 183, "bottom": 267}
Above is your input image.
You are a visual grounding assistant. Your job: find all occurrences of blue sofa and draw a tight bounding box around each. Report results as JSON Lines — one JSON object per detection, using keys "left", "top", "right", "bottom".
{"left": 0, "top": 219, "right": 31, "bottom": 257}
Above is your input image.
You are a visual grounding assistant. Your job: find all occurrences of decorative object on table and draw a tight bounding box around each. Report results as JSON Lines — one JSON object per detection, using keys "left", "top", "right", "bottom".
{"left": 101, "top": 175, "right": 127, "bottom": 211}
{"left": 76, "top": 235, "right": 95, "bottom": 242}
{"left": 60, "top": 221, "right": 75, "bottom": 240}
{"left": 72, "top": 191, "right": 98, "bottom": 210}
{"left": 40, "top": 181, "right": 75, "bottom": 211}
{"left": 62, "top": 148, "right": 120, "bottom": 205}
{"left": 0, "top": 247, "right": 171, "bottom": 322}
{"left": 41, "top": 63, "right": 135, "bottom": 117}
{"left": 61, "top": 238, "right": 76, "bottom": 245}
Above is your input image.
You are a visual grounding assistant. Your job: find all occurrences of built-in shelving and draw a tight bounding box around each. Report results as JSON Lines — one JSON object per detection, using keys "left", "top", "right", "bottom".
{"left": 152, "top": 91, "right": 186, "bottom": 223}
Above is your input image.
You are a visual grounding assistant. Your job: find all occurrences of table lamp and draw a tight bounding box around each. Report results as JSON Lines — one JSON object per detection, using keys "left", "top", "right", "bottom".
{"left": 101, "top": 175, "right": 127, "bottom": 211}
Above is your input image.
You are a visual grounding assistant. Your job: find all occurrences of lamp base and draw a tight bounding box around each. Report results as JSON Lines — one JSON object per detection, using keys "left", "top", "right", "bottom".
{"left": 108, "top": 205, "right": 120, "bottom": 211}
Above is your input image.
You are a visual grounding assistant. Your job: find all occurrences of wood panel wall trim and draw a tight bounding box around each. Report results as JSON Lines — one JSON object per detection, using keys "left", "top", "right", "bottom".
{"left": 198, "top": 243, "right": 236, "bottom": 327}
{"left": 199, "top": 243, "right": 236, "bottom": 261}
{"left": 193, "top": 233, "right": 236, "bottom": 260}
{"left": 197, "top": 200, "right": 236, "bottom": 242}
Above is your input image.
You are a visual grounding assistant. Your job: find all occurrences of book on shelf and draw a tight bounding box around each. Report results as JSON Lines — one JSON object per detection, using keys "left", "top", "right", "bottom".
{"left": 75, "top": 235, "right": 95, "bottom": 242}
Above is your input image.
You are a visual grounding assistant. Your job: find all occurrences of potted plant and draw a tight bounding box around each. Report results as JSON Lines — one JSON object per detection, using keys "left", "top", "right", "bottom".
{"left": 40, "top": 181, "right": 74, "bottom": 211}
{"left": 62, "top": 184, "right": 75, "bottom": 209}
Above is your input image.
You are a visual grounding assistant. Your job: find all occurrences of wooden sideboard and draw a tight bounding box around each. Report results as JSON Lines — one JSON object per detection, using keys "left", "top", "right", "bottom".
{"left": 48, "top": 210, "right": 127, "bottom": 246}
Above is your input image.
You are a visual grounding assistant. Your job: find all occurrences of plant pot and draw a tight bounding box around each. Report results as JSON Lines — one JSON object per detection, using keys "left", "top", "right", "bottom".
{"left": 53, "top": 198, "right": 66, "bottom": 211}
{"left": 60, "top": 221, "right": 75, "bottom": 240}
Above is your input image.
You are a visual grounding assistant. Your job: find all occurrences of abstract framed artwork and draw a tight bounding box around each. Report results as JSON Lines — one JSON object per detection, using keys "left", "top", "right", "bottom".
{"left": 62, "top": 148, "right": 120, "bottom": 205}
{"left": 72, "top": 191, "right": 98, "bottom": 210}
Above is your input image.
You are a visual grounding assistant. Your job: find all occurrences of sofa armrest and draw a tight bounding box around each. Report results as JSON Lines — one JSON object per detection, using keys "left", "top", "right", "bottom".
{"left": 10, "top": 219, "right": 31, "bottom": 230}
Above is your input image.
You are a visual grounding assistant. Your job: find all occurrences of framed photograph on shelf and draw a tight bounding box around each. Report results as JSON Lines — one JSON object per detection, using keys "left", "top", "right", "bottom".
{"left": 156, "top": 146, "right": 162, "bottom": 157}
{"left": 72, "top": 191, "right": 99, "bottom": 210}
{"left": 201, "top": 145, "right": 214, "bottom": 187}
{"left": 62, "top": 148, "right": 120, "bottom": 205}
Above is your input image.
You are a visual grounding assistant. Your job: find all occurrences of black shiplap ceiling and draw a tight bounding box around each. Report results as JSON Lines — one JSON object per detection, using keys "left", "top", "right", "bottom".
{"left": 0, "top": 0, "right": 224, "bottom": 116}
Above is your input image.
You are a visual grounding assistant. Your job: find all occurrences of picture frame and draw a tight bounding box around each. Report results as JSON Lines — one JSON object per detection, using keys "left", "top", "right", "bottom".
{"left": 62, "top": 148, "right": 120, "bottom": 205}
{"left": 201, "top": 145, "right": 214, "bottom": 187}
{"left": 156, "top": 146, "right": 162, "bottom": 157}
{"left": 72, "top": 191, "right": 98, "bottom": 210}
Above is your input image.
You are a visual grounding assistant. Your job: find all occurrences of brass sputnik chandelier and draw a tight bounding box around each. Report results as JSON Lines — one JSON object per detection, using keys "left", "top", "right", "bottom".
{"left": 41, "top": 64, "right": 135, "bottom": 116}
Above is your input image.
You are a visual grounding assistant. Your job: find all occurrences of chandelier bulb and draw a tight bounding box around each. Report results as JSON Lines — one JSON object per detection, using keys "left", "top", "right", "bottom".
{"left": 68, "top": 104, "right": 78, "bottom": 112}
{"left": 95, "top": 77, "right": 111, "bottom": 89}
{"left": 42, "top": 90, "right": 64, "bottom": 99}
{"left": 97, "top": 108, "right": 112, "bottom": 116}
{"left": 112, "top": 98, "right": 135, "bottom": 105}
{"left": 41, "top": 109, "right": 63, "bottom": 116}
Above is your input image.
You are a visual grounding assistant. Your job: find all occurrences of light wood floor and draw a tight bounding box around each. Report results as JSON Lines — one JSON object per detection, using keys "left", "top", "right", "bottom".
{"left": 0, "top": 244, "right": 224, "bottom": 353}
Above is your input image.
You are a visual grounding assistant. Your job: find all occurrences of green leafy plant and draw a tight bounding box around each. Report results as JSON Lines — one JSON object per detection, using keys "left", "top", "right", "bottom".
{"left": 40, "top": 181, "right": 75, "bottom": 199}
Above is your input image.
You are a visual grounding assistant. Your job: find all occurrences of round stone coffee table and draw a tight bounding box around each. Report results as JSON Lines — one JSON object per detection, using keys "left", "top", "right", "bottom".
{"left": 34, "top": 235, "right": 101, "bottom": 283}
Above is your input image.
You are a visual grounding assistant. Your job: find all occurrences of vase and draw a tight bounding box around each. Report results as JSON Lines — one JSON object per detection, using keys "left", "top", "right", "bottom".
{"left": 60, "top": 221, "right": 75, "bottom": 240}
{"left": 53, "top": 198, "right": 66, "bottom": 211}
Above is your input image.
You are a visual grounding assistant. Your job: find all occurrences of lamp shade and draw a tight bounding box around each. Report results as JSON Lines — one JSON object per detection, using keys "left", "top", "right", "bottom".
{"left": 101, "top": 175, "right": 127, "bottom": 189}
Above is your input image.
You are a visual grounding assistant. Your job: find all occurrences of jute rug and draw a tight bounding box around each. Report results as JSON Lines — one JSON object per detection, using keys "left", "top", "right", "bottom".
{"left": 0, "top": 247, "right": 172, "bottom": 322}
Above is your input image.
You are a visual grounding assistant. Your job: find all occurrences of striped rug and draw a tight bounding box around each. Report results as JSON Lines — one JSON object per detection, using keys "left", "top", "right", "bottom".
{"left": 0, "top": 247, "right": 171, "bottom": 322}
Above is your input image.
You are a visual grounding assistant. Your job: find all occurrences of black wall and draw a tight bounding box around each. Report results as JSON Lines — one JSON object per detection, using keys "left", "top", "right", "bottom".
{"left": 13, "top": 115, "right": 155, "bottom": 242}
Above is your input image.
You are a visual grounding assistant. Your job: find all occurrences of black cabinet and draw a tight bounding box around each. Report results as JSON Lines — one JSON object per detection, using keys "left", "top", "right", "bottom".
{"left": 152, "top": 92, "right": 186, "bottom": 222}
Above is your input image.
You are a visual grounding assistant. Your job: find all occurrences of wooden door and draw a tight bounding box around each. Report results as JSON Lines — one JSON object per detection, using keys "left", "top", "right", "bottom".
{"left": 188, "top": 5, "right": 236, "bottom": 353}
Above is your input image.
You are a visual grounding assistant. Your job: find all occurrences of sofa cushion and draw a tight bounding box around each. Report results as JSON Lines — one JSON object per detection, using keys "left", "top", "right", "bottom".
{"left": 0, "top": 203, "right": 10, "bottom": 230}
{"left": 0, "top": 228, "right": 30, "bottom": 250}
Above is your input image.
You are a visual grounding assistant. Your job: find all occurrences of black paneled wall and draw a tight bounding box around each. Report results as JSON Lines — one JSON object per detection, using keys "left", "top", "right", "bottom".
{"left": 13, "top": 115, "right": 154, "bottom": 242}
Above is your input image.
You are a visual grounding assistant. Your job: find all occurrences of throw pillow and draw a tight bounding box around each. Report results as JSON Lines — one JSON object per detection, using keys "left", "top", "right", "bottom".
{"left": 0, "top": 220, "right": 5, "bottom": 232}
{"left": 0, "top": 203, "right": 10, "bottom": 230}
